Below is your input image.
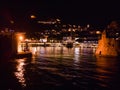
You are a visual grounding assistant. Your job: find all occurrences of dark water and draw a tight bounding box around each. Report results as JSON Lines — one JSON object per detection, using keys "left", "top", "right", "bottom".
{"left": 0, "top": 47, "right": 120, "bottom": 90}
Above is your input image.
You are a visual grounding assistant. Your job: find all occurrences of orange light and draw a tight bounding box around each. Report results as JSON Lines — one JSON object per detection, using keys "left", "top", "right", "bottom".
{"left": 30, "top": 15, "right": 36, "bottom": 19}
{"left": 19, "top": 36, "right": 23, "bottom": 41}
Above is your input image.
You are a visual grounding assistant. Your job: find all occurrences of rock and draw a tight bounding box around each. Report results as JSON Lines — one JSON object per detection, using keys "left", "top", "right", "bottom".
{"left": 95, "top": 30, "right": 120, "bottom": 57}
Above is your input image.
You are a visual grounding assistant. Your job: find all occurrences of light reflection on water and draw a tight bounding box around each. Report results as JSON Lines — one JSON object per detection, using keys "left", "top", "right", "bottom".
{"left": 96, "top": 57, "right": 120, "bottom": 90}
{"left": 14, "top": 59, "right": 26, "bottom": 87}
{"left": 11, "top": 46, "right": 120, "bottom": 89}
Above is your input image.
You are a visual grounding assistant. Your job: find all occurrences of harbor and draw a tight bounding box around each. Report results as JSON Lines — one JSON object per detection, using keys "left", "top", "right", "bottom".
{"left": 0, "top": 1, "right": 120, "bottom": 89}
{"left": 0, "top": 46, "right": 120, "bottom": 90}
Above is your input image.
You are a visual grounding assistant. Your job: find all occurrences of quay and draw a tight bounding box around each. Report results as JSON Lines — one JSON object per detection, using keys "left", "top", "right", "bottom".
{"left": 0, "top": 31, "right": 32, "bottom": 59}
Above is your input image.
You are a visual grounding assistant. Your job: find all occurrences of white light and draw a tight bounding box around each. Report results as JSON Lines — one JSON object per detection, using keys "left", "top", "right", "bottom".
{"left": 96, "top": 31, "right": 101, "bottom": 34}
{"left": 87, "top": 24, "right": 90, "bottom": 28}
{"left": 43, "top": 39, "right": 47, "bottom": 42}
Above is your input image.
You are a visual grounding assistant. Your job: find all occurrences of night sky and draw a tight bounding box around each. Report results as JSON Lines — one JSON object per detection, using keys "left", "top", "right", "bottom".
{"left": 0, "top": 0, "right": 120, "bottom": 31}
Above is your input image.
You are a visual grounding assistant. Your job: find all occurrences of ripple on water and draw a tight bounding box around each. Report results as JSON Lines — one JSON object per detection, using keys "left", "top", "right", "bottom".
{"left": 1, "top": 47, "right": 120, "bottom": 90}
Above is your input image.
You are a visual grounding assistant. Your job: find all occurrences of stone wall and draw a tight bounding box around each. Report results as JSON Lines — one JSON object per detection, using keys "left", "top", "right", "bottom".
{"left": 0, "top": 34, "right": 16, "bottom": 58}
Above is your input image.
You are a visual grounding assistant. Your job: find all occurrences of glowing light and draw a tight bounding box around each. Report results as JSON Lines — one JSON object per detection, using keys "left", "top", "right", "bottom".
{"left": 56, "top": 19, "right": 60, "bottom": 22}
{"left": 73, "top": 25, "right": 76, "bottom": 28}
{"left": 37, "top": 21, "right": 55, "bottom": 24}
{"left": 32, "top": 47, "right": 37, "bottom": 55}
{"left": 78, "top": 25, "right": 81, "bottom": 28}
{"left": 19, "top": 36, "right": 24, "bottom": 41}
{"left": 74, "top": 47, "right": 80, "bottom": 64}
{"left": 116, "top": 33, "right": 119, "bottom": 35}
{"left": 18, "top": 44, "right": 23, "bottom": 52}
{"left": 87, "top": 24, "right": 90, "bottom": 28}
{"left": 96, "top": 31, "right": 101, "bottom": 34}
{"left": 68, "top": 29, "right": 71, "bottom": 31}
{"left": 30, "top": 15, "right": 36, "bottom": 19}
{"left": 14, "top": 59, "right": 26, "bottom": 87}
{"left": 10, "top": 20, "right": 14, "bottom": 24}
{"left": 43, "top": 39, "right": 47, "bottom": 42}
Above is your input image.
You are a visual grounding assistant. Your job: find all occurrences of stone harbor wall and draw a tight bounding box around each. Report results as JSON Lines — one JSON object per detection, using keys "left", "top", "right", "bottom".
{"left": 95, "top": 30, "right": 120, "bottom": 56}
{"left": 0, "top": 32, "right": 25, "bottom": 58}
{"left": 0, "top": 34, "right": 16, "bottom": 58}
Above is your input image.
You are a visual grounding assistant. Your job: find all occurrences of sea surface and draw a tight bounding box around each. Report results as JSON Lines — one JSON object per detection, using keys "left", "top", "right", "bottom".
{"left": 0, "top": 46, "right": 120, "bottom": 90}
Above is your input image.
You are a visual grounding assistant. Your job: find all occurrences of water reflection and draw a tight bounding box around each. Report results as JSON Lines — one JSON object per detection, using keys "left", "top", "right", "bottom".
{"left": 30, "top": 46, "right": 75, "bottom": 57}
{"left": 96, "top": 56, "right": 118, "bottom": 75}
{"left": 74, "top": 47, "right": 80, "bottom": 63}
{"left": 14, "top": 59, "right": 26, "bottom": 87}
{"left": 12, "top": 46, "right": 120, "bottom": 89}
{"left": 95, "top": 56, "right": 120, "bottom": 89}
